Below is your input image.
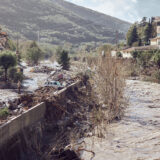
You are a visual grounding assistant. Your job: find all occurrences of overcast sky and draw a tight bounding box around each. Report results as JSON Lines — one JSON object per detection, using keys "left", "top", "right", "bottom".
{"left": 65, "top": 0, "right": 160, "bottom": 23}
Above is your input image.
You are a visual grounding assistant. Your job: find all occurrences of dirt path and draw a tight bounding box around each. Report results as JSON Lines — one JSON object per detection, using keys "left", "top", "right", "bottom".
{"left": 81, "top": 80, "right": 160, "bottom": 160}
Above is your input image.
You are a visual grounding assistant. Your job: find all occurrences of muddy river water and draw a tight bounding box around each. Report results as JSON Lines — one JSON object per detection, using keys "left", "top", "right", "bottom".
{"left": 81, "top": 80, "right": 160, "bottom": 160}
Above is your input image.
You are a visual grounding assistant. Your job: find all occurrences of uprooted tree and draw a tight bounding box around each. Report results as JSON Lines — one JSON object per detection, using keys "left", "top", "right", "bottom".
{"left": 0, "top": 51, "right": 17, "bottom": 81}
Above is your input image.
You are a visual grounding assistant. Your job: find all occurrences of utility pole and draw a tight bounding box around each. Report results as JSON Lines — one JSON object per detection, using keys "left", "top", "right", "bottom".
{"left": 37, "top": 31, "right": 40, "bottom": 44}
{"left": 16, "top": 34, "right": 20, "bottom": 65}
{"left": 115, "top": 30, "right": 119, "bottom": 45}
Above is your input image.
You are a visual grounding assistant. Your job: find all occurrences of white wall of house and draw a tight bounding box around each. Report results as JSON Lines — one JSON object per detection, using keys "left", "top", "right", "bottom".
{"left": 157, "top": 26, "right": 160, "bottom": 35}
{"left": 157, "top": 39, "right": 160, "bottom": 45}
{"left": 111, "top": 50, "right": 132, "bottom": 58}
{"left": 121, "top": 51, "right": 132, "bottom": 58}
{"left": 111, "top": 50, "right": 117, "bottom": 57}
{"left": 151, "top": 40, "right": 157, "bottom": 45}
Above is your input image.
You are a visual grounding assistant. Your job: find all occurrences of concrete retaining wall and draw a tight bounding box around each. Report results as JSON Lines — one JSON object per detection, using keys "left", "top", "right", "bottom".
{"left": 0, "top": 80, "right": 82, "bottom": 148}
{"left": 0, "top": 102, "right": 46, "bottom": 147}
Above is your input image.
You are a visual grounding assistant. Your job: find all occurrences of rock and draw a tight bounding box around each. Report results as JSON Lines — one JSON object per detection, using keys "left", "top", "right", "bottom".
{"left": 17, "top": 103, "right": 24, "bottom": 109}
{"left": 12, "top": 109, "right": 18, "bottom": 115}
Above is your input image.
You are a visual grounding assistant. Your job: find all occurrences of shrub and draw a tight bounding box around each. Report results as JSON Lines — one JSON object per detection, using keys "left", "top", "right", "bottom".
{"left": 89, "top": 52, "right": 127, "bottom": 137}
{"left": 131, "top": 51, "right": 139, "bottom": 59}
{"left": 137, "top": 51, "right": 152, "bottom": 68}
{"left": 116, "top": 52, "right": 122, "bottom": 58}
{"left": 13, "top": 72, "right": 24, "bottom": 83}
{"left": 26, "top": 41, "right": 43, "bottom": 65}
{"left": 9, "top": 67, "right": 24, "bottom": 83}
{"left": 0, "top": 107, "right": 9, "bottom": 120}
{"left": 154, "top": 71, "right": 160, "bottom": 83}
{"left": 153, "top": 51, "right": 160, "bottom": 68}
{"left": 6, "top": 39, "right": 16, "bottom": 51}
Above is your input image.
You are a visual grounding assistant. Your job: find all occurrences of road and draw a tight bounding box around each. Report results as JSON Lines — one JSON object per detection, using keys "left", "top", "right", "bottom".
{"left": 81, "top": 80, "right": 160, "bottom": 160}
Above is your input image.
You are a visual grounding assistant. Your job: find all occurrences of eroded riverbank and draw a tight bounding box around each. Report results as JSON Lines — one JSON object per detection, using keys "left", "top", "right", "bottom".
{"left": 81, "top": 80, "right": 160, "bottom": 160}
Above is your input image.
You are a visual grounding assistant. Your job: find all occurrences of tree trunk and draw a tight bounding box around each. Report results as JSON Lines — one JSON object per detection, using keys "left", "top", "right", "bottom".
{"left": 4, "top": 68, "right": 7, "bottom": 82}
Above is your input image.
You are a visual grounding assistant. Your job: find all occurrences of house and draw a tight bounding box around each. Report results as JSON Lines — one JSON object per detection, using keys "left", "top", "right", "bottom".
{"left": 0, "top": 31, "right": 8, "bottom": 51}
{"left": 112, "top": 45, "right": 160, "bottom": 58}
{"left": 150, "top": 17, "right": 160, "bottom": 46}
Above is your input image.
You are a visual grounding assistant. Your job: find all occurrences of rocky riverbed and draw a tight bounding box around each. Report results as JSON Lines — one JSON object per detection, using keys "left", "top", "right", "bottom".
{"left": 81, "top": 80, "right": 160, "bottom": 160}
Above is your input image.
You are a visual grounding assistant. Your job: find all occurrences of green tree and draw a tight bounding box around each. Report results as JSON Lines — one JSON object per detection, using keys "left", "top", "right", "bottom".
{"left": 0, "top": 51, "right": 17, "bottom": 81}
{"left": 143, "top": 23, "right": 152, "bottom": 45}
{"left": 154, "top": 51, "right": 160, "bottom": 68}
{"left": 57, "top": 49, "right": 70, "bottom": 70}
{"left": 6, "top": 39, "right": 16, "bottom": 51}
{"left": 127, "top": 25, "right": 139, "bottom": 46}
{"left": 26, "top": 41, "right": 43, "bottom": 65}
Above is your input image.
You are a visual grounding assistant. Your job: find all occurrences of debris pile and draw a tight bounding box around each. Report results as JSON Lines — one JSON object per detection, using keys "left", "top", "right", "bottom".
{"left": 32, "top": 66, "right": 54, "bottom": 74}
{"left": 0, "top": 68, "right": 85, "bottom": 127}
{"left": 47, "top": 69, "right": 78, "bottom": 88}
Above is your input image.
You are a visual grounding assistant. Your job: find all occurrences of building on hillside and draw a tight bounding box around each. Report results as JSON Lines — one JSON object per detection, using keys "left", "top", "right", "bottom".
{"left": 150, "top": 17, "right": 160, "bottom": 46}
{"left": 0, "top": 31, "right": 8, "bottom": 51}
{"left": 111, "top": 17, "right": 160, "bottom": 58}
{"left": 112, "top": 45, "right": 160, "bottom": 58}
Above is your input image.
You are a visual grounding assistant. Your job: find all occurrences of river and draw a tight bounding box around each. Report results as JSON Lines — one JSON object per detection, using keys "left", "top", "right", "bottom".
{"left": 81, "top": 80, "right": 160, "bottom": 160}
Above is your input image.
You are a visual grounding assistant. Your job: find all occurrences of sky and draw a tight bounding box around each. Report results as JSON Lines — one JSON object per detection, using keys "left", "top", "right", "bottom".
{"left": 65, "top": 0, "right": 160, "bottom": 23}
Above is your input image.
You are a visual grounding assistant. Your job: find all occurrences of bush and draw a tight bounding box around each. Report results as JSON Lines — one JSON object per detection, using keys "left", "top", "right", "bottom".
{"left": 26, "top": 41, "right": 43, "bottom": 65}
{"left": 153, "top": 71, "right": 160, "bottom": 83}
{"left": 6, "top": 39, "right": 16, "bottom": 51}
{"left": 90, "top": 52, "right": 127, "bottom": 136}
{"left": 131, "top": 51, "right": 139, "bottom": 59}
{"left": 116, "top": 52, "right": 122, "bottom": 58}
{"left": 153, "top": 51, "right": 160, "bottom": 68}
{"left": 9, "top": 67, "right": 24, "bottom": 83}
{"left": 137, "top": 51, "right": 152, "bottom": 68}
{"left": 0, "top": 107, "right": 9, "bottom": 120}
{"left": 13, "top": 72, "right": 24, "bottom": 83}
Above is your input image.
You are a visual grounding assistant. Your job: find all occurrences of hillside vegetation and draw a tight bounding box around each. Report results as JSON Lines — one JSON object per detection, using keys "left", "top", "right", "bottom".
{"left": 0, "top": 0, "right": 130, "bottom": 46}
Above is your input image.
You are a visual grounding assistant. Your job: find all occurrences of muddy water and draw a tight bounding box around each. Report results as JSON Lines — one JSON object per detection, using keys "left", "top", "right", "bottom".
{"left": 23, "top": 66, "right": 48, "bottom": 91}
{"left": 82, "top": 80, "right": 160, "bottom": 160}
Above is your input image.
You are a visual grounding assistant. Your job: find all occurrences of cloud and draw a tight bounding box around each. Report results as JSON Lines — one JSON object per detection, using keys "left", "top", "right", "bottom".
{"left": 66, "top": 0, "right": 160, "bottom": 22}
{"left": 66, "top": 0, "right": 140, "bottom": 22}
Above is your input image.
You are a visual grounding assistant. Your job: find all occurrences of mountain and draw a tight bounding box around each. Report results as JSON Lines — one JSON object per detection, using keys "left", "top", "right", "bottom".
{"left": 0, "top": 0, "right": 131, "bottom": 46}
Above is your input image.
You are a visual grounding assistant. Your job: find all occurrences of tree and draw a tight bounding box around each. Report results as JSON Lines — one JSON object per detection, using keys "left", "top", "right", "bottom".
{"left": 57, "top": 49, "right": 70, "bottom": 70}
{"left": 143, "top": 23, "right": 152, "bottom": 45}
{"left": 26, "top": 41, "right": 43, "bottom": 65}
{"left": 140, "top": 17, "right": 147, "bottom": 26}
{"left": 127, "top": 25, "right": 139, "bottom": 46}
{"left": 0, "top": 51, "right": 17, "bottom": 81}
{"left": 154, "top": 51, "right": 160, "bottom": 68}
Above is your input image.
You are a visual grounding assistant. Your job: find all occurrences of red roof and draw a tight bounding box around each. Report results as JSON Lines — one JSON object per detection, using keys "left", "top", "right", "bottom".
{"left": 0, "top": 32, "right": 8, "bottom": 36}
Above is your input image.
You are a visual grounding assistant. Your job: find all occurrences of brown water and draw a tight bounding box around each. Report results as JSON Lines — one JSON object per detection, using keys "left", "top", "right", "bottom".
{"left": 81, "top": 80, "right": 160, "bottom": 160}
